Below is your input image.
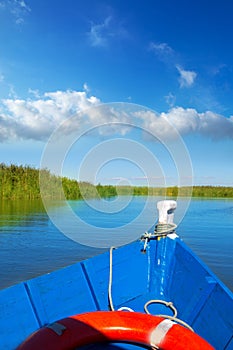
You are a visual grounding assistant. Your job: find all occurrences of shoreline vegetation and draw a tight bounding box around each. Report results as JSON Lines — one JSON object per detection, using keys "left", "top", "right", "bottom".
{"left": 1, "top": 163, "right": 233, "bottom": 200}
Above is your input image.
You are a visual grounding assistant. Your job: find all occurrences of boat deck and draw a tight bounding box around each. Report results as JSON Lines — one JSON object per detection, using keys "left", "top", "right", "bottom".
{"left": 0, "top": 235, "right": 232, "bottom": 349}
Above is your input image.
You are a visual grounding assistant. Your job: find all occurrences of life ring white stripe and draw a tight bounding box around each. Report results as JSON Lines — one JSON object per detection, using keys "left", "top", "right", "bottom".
{"left": 150, "top": 319, "right": 175, "bottom": 348}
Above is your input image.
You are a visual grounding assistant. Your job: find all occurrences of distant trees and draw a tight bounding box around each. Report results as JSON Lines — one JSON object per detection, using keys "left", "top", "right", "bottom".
{"left": 166, "top": 186, "right": 179, "bottom": 197}
{"left": 0, "top": 163, "right": 233, "bottom": 200}
{"left": 96, "top": 183, "right": 117, "bottom": 198}
{"left": 104, "top": 185, "right": 233, "bottom": 198}
{"left": 62, "top": 177, "right": 81, "bottom": 199}
{"left": 191, "top": 185, "right": 233, "bottom": 198}
{"left": 0, "top": 163, "right": 40, "bottom": 199}
{"left": 0, "top": 164, "right": 117, "bottom": 200}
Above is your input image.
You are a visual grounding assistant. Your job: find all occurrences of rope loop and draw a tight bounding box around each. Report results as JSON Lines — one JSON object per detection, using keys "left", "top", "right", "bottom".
{"left": 144, "top": 300, "right": 178, "bottom": 318}
{"left": 108, "top": 246, "right": 194, "bottom": 333}
{"left": 144, "top": 299, "right": 194, "bottom": 332}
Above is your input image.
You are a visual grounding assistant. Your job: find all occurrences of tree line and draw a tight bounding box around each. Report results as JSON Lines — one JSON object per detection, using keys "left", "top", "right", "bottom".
{"left": 0, "top": 163, "right": 233, "bottom": 200}
{"left": 0, "top": 163, "right": 117, "bottom": 200}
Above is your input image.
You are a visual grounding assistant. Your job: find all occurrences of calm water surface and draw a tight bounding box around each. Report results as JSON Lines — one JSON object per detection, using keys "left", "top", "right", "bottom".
{"left": 0, "top": 196, "right": 232, "bottom": 291}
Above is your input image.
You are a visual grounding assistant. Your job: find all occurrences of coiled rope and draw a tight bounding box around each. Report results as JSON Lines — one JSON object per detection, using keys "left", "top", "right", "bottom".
{"left": 141, "top": 223, "right": 177, "bottom": 252}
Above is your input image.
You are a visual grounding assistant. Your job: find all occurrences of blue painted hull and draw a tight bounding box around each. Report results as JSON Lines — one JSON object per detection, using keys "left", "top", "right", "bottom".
{"left": 0, "top": 234, "right": 232, "bottom": 349}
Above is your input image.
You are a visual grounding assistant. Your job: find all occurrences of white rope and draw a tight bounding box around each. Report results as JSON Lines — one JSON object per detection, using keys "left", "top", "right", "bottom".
{"left": 141, "top": 224, "right": 177, "bottom": 251}
{"left": 108, "top": 246, "right": 115, "bottom": 311}
{"left": 144, "top": 300, "right": 178, "bottom": 318}
{"left": 144, "top": 300, "right": 194, "bottom": 332}
{"left": 108, "top": 245, "right": 194, "bottom": 333}
{"left": 118, "top": 306, "right": 134, "bottom": 312}
{"left": 155, "top": 223, "right": 177, "bottom": 235}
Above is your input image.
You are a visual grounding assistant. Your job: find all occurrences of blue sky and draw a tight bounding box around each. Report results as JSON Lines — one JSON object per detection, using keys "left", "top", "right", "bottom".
{"left": 0, "top": 0, "right": 233, "bottom": 186}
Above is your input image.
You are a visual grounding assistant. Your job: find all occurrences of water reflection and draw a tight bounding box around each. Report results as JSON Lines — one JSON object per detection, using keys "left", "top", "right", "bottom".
{"left": 0, "top": 197, "right": 232, "bottom": 292}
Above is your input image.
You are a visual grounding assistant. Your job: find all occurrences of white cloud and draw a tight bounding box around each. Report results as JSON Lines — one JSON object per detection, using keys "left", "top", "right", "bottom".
{"left": 176, "top": 65, "right": 197, "bottom": 88}
{"left": 149, "top": 42, "right": 174, "bottom": 56}
{"left": 0, "top": 114, "right": 16, "bottom": 141}
{"left": 83, "top": 83, "right": 90, "bottom": 93}
{"left": 149, "top": 41, "right": 174, "bottom": 64}
{"left": 0, "top": 73, "right": 4, "bottom": 82}
{"left": 87, "top": 16, "right": 128, "bottom": 48}
{"left": 18, "top": 0, "right": 30, "bottom": 11}
{"left": 0, "top": 90, "right": 233, "bottom": 142}
{"left": 1, "top": 0, "right": 31, "bottom": 25}
{"left": 8, "top": 84, "right": 18, "bottom": 99}
{"left": 165, "top": 92, "right": 176, "bottom": 107}
{"left": 88, "top": 16, "right": 112, "bottom": 47}
{"left": 0, "top": 90, "right": 101, "bottom": 141}
{"left": 28, "top": 88, "right": 41, "bottom": 99}
{"left": 135, "top": 107, "right": 233, "bottom": 140}
{"left": 150, "top": 42, "right": 198, "bottom": 89}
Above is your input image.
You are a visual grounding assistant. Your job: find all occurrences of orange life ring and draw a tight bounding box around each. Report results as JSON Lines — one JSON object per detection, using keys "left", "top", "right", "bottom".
{"left": 18, "top": 311, "right": 214, "bottom": 350}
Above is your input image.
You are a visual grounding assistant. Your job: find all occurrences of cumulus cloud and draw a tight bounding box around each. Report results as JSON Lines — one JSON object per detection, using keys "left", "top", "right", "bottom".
{"left": 0, "top": 90, "right": 100, "bottom": 141}
{"left": 0, "top": 90, "right": 133, "bottom": 141}
{"left": 135, "top": 107, "right": 233, "bottom": 140}
{"left": 0, "top": 90, "right": 233, "bottom": 142}
{"left": 176, "top": 65, "right": 197, "bottom": 88}
{"left": 0, "top": 114, "right": 16, "bottom": 141}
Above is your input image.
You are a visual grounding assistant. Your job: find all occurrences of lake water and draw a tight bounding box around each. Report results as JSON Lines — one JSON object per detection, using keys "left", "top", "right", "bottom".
{"left": 0, "top": 196, "right": 232, "bottom": 291}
